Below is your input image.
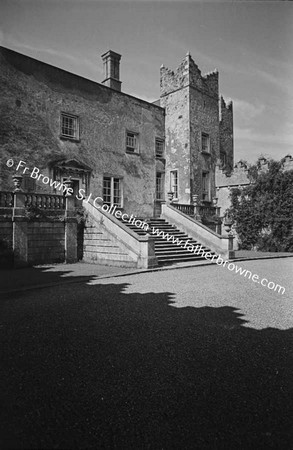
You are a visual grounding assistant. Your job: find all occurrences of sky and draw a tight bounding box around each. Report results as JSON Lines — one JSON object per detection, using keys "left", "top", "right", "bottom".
{"left": 1, "top": 0, "right": 292, "bottom": 164}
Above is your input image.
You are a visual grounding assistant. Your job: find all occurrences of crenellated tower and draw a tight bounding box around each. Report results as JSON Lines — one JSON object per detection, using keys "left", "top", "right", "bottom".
{"left": 160, "top": 52, "right": 233, "bottom": 205}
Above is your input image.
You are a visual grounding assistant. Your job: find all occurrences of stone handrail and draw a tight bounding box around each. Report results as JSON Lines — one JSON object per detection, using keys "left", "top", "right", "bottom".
{"left": 162, "top": 203, "right": 234, "bottom": 259}
{"left": 171, "top": 203, "right": 195, "bottom": 216}
{"left": 199, "top": 203, "right": 217, "bottom": 218}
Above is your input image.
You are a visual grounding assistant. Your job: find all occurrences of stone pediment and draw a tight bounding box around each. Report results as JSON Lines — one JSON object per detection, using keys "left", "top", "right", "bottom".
{"left": 51, "top": 159, "right": 92, "bottom": 173}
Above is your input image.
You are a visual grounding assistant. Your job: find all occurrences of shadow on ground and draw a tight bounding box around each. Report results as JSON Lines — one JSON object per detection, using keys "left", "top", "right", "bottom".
{"left": 0, "top": 265, "right": 99, "bottom": 292}
{"left": 0, "top": 275, "right": 292, "bottom": 449}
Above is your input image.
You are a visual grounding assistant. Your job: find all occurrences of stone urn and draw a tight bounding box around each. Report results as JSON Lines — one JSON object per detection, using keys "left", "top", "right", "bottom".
{"left": 212, "top": 196, "right": 218, "bottom": 207}
{"left": 192, "top": 194, "right": 199, "bottom": 206}
{"left": 224, "top": 216, "right": 233, "bottom": 234}
{"left": 167, "top": 191, "right": 174, "bottom": 202}
{"left": 12, "top": 174, "right": 23, "bottom": 192}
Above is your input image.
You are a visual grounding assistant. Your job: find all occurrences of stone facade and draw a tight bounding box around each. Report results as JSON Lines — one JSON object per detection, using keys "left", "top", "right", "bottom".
{"left": 0, "top": 47, "right": 234, "bottom": 219}
{"left": 0, "top": 47, "right": 165, "bottom": 217}
{"left": 0, "top": 192, "right": 77, "bottom": 267}
{"left": 160, "top": 53, "right": 233, "bottom": 206}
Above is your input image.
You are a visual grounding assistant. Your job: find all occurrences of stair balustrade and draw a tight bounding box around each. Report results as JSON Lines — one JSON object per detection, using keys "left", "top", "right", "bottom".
{"left": 171, "top": 203, "right": 195, "bottom": 216}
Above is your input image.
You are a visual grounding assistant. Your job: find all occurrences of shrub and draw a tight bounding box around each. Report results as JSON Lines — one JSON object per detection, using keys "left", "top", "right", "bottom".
{"left": 227, "top": 158, "right": 293, "bottom": 252}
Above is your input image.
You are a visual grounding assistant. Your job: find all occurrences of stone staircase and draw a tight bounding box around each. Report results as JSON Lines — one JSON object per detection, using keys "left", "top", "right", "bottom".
{"left": 118, "top": 217, "right": 214, "bottom": 266}
{"left": 83, "top": 215, "right": 138, "bottom": 267}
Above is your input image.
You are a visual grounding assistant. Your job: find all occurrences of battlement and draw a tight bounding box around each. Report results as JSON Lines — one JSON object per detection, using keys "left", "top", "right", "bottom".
{"left": 216, "top": 161, "right": 250, "bottom": 187}
{"left": 160, "top": 52, "right": 219, "bottom": 98}
{"left": 216, "top": 155, "right": 293, "bottom": 189}
{"left": 281, "top": 154, "right": 293, "bottom": 171}
{"left": 220, "top": 96, "right": 233, "bottom": 119}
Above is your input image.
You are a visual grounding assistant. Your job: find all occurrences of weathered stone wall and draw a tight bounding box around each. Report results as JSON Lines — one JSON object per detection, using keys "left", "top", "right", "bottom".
{"left": 160, "top": 53, "right": 232, "bottom": 205}
{"left": 216, "top": 163, "right": 251, "bottom": 217}
{"left": 160, "top": 86, "right": 190, "bottom": 204}
{"left": 0, "top": 191, "right": 78, "bottom": 267}
{"left": 0, "top": 47, "right": 165, "bottom": 217}
{"left": 0, "top": 219, "right": 13, "bottom": 267}
{"left": 216, "top": 163, "right": 250, "bottom": 188}
{"left": 219, "top": 97, "right": 234, "bottom": 171}
{"left": 27, "top": 222, "right": 65, "bottom": 264}
{"left": 189, "top": 70, "right": 219, "bottom": 202}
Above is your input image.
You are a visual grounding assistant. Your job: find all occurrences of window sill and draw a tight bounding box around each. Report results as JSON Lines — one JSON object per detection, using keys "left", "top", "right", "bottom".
{"left": 126, "top": 151, "right": 140, "bottom": 156}
{"left": 201, "top": 151, "right": 211, "bottom": 156}
{"left": 60, "top": 135, "right": 80, "bottom": 143}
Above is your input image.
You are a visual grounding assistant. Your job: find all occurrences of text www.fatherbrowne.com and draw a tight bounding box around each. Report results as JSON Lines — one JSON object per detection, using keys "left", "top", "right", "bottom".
{"left": 8, "top": 159, "right": 285, "bottom": 295}
{"left": 149, "top": 227, "right": 285, "bottom": 295}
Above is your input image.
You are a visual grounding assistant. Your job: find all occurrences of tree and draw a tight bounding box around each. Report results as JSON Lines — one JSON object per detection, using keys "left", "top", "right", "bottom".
{"left": 227, "top": 158, "right": 293, "bottom": 251}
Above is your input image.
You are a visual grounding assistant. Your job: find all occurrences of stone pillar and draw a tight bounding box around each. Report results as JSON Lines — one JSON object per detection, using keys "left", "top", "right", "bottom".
{"left": 65, "top": 196, "right": 78, "bottom": 263}
{"left": 228, "top": 234, "right": 235, "bottom": 259}
{"left": 147, "top": 236, "right": 158, "bottom": 268}
{"left": 13, "top": 192, "right": 28, "bottom": 268}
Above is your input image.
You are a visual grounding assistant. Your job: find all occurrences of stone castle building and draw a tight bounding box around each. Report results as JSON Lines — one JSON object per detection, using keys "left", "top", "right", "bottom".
{"left": 0, "top": 46, "right": 236, "bottom": 268}
{"left": 0, "top": 46, "right": 233, "bottom": 216}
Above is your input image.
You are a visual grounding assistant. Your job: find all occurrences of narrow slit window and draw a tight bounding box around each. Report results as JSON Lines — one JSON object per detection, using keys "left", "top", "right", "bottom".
{"left": 170, "top": 170, "right": 178, "bottom": 199}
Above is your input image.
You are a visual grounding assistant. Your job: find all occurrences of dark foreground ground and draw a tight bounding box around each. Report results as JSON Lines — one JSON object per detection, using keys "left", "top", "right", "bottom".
{"left": 0, "top": 259, "right": 292, "bottom": 449}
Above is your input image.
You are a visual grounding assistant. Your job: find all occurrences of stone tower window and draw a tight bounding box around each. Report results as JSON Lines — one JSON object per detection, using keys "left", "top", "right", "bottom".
{"left": 220, "top": 152, "right": 227, "bottom": 168}
{"left": 170, "top": 170, "right": 178, "bottom": 199}
{"left": 156, "top": 172, "right": 164, "bottom": 200}
{"left": 155, "top": 139, "right": 164, "bottom": 158}
{"left": 202, "top": 171, "right": 210, "bottom": 201}
{"left": 201, "top": 133, "right": 210, "bottom": 153}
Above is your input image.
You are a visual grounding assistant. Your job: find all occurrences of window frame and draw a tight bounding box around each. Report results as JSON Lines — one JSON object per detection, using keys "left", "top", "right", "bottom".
{"left": 126, "top": 130, "right": 139, "bottom": 154}
{"left": 60, "top": 112, "right": 80, "bottom": 141}
{"left": 220, "top": 151, "right": 227, "bottom": 167}
{"left": 155, "top": 172, "right": 165, "bottom": 201}
{"left": 202, "top": 171, "right": 210, "bottom": 202}
{"left": 155, "top": 138, "right": 165, "bottom": 159}
{"left": 201, "top": 132, "right": 210, "bottom": 154}
{"left": 103, "top": 176, "right": 123, "bottom": 207}
{"left": 170, "top": 170, "right": 179, "bottom": 200}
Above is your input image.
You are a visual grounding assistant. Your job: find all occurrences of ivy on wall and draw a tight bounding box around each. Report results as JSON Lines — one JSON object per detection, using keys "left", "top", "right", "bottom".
{"left": 227, "top": 158, "right": 293, "bottom": 252}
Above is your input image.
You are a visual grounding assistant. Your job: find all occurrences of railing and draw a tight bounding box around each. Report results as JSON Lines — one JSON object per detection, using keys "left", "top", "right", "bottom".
{"left": 0, "top": 191, "right": 14, "bottom": 207}
{"left": 199, "top": 204, "right": 217, "bottom": 219}
{"left": 171, "top": 201, "right": 221, "bottom": 233}
{"left": 171, "top": 203, "right": 217, "bottom": 218}
{"left": 24, "top": 193, "right": 66, "bottom": 209}
{"left": 171, "top": 203, "right": 195, "bottom": 216}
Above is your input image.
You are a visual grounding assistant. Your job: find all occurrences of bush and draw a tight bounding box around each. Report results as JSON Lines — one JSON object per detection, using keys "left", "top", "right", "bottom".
{"left": 227, "top": 158, "right": 293, "bottom": 252}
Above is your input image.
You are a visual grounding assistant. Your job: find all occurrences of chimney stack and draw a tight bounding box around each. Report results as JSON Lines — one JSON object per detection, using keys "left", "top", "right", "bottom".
{"left": 101, "top": 50, "right": 122, "bottom": 92}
